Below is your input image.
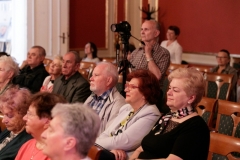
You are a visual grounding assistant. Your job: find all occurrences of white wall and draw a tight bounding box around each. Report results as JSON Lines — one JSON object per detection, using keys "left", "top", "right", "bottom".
{"left": 11, "top": 0, "right": 27, "bottom": 65}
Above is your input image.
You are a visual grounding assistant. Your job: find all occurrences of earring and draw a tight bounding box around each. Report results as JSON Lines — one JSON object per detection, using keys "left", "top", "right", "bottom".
{"left": 187, "top": 101, "right": 191, "bottom": 104}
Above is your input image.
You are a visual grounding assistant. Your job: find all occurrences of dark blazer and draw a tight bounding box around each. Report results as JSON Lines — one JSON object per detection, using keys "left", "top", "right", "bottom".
{"left": 0, "top": 129, "right": 32, "bottom": 160}
{"left": 52, "top": 72, "right": 91, "bottom": 103}
{"left": 12, "top": 63, "right": 49, "bottom": 93}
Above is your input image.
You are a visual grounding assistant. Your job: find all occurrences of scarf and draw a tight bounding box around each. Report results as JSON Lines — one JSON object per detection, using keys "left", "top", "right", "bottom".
{"left": 153, "top": 106, "right": 194, "bottom": 135}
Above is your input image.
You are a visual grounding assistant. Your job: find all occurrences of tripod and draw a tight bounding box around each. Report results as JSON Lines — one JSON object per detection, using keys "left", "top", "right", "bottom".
{"left": 116, "top": 33, "right": 133, "bottom": 97}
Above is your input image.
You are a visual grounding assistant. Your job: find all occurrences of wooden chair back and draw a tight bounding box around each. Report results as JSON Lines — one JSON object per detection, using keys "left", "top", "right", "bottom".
{"left": 79, "top": 62, "right": 97, "bottom": 80}
{"left": 190, "top": 65, "right": 213, "bottom": 73}
{"left": 0, "top": 113, "right": 6, "bottom": 132}
{"left": 215, "top": 99, "right": 240, "bottom": 136}
{"left": 87, "top": 145, "right": 102, "bottom": 160}
{"left": 79, "top": 62, "right": 96, "bottom": 70}
{"left": 208, "top": 132, "right": 240, "bottom": 160}
{"left": 43, "top": 58, "right": 52, "bottom": 73}
{"left": 167, "top": 63, "right": 188, "bottom": 75}
{"left": 205, "top": 73, "right": 233, "bottom": 100}
{"left": 196, "top": 97, "right": 217, "bottom": 127}
{"left": 101, "top": 57, "right": 116, "bottom": 63}
{"left": 79, "top": 69, "right": 89, "bottom": 80}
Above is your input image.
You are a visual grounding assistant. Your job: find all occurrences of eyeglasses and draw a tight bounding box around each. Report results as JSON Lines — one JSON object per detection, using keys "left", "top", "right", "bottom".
{"left": 25, "top": 111, "right": 37, "bottom": 118}
{"left": 125, "top": 83, "right": 139, "bottom": 90}
{"left": 216, "top": 56, "right": 228, "bottom": 59}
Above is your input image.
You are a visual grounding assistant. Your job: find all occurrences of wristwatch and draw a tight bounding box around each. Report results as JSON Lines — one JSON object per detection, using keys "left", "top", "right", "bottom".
{"left": 147, "top": 58, "right": 153, "bottom": 62}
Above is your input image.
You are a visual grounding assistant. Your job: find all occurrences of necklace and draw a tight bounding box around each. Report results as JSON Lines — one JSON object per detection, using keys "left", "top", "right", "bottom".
{"left": 30, "top": 147, "right": 40, "bottom": 160}
{"left": 30, "top": 142, "right": 44, "bottom": 160}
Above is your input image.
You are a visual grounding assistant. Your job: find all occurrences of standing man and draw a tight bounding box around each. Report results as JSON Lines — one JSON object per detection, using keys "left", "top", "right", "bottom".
{"left": 130, "top": 20, "right": 170, "bottom": 113}
{"left": 52, "top": 51, "right": 91, "bottom": 103}
{"left": 130, "top": 20, "right": 170, "bottom": 86}
{"left": 84, "top": 62, "right": 126, "bottom": 133}
{"left": 12, "top": 45, "right": 49, "bottom": 93}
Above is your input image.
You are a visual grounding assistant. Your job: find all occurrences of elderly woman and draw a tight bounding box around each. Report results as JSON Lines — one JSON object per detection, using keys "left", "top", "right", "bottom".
{"left": 129, "top": 68, "right": 210, "bottom": 160}
{"left": 0, "top": 86, "right": 32, "bottom": 160}
{"left": 15, "top": 92, "right": 67, "bottom": 160}
{"left": 41, "top": 103, "right": 100, "bottom": 160}
{"left": 41, "top": 56, "right": 62, "bottom": 92}
{"left": 161, "top": 26, "right": 182, "bottom": 64}
{"left": 96, "top": 69, "right": 161, "bottom": 160}
{"left": 82, "top": 42, "right": 100, "bottom": 63}
{"left": 0, "top": 55, "right": 19, "bottom": 95}
{"left": 211, "top": 49, "right": 238, "bottom": 101}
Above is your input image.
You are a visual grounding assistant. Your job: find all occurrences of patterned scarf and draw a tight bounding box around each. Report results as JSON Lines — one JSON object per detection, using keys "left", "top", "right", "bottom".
{"left": 0, "top": 132, "right": 17, "bottom": 151}
{"left": 153, "top": 106, "right": 194, "bottom": 135}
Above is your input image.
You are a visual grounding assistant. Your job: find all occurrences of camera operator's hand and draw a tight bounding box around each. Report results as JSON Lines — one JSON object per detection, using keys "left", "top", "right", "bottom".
{"left": 144, "top": 41, "right": 154, "bottom": 59}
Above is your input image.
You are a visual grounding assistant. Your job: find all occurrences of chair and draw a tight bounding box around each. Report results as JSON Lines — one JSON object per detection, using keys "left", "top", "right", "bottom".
{"left": 208, "top": 132, "right": 240, "bottom": 160}
{"left": 79, "top": 69, "right": 89, "bottom": 80}
{"left": 80, "top": 61, "right": 96, "bottom": 70}
{"left": 43, "top": 58, "right": 52, "bottom": 72}
{"left": 79, "top": 62, "right": 97, "bottom": 79}
{"left": 196, "top": 97, "right": 217, "bottom": 127}
{"left": 215, "top": 99, "right": 240, "bottom": 136}
{"left": 190, "top": 65, "right": 213, "bottom": 73}
{"left": 205, "top": 73, "right": 233, "bottom": 100}
{"left": 101, "top": 57, "right": 116, "bottom": 63}
{"left": 0, "top": 113, "right": 6, "bottom": 132}
{"left": 43, "top": 58, "right": 53, "bottom": 66}
{"left": 116, "top": 74, "right": 124, "bottom": 94}
{"left": 87, "top": 145, "right": 102, "bottom": 160}
{"left": 166, "top": 63, "right": 188, "bottom": 75}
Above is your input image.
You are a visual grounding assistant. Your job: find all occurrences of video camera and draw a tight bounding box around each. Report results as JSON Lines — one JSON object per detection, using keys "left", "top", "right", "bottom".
{"left": 110, "top": 21, "right": 131, "bottom": 35}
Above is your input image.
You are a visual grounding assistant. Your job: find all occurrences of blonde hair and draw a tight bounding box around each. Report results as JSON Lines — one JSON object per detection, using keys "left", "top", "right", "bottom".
{"left": 168, "top": 68, "right": 205, "bottom": 108}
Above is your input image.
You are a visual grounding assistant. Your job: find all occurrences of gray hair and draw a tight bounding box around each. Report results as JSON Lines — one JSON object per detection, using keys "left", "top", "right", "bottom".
{"left": 68, "top": 51, "right": 81, "bottom": 63}
{"left": 51, "top": 103, "right": 100, "bottom": 157}
{"left": 97, "top": 62, "right": 118, "bottom": 85}
{"left": 0, "top": 55, "right": 19, "bottom": 78}
{"left": 145, "top": 19, "right": 161, "bottom": 31}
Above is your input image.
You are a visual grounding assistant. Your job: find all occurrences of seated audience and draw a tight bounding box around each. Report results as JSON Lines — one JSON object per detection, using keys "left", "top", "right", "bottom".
{"left": 95, "top": 69, "right": 161, "bottom": 159}
{"left": 0, "top": 86, "right": 32, "bottom": 160}
{"left": 161, "top": 25, "right": 182, "bottom": 64}
{"left": 15, "top": 92, "right": 67, "bottom": 160}
{"left": 41, "top": 56, "right": 63, "bottom": 92}
{"left": 0, "top": 56, "right": 19, "bottom": 95}
{"left": 129, "top": 68, "right": 210, "bottom": 160}
{"left": 12, "top": 46, "right": 49, "bottom": 93}
{"left": 52, "top": 51, "right": 91, "bottom": 103}
{"left": 211, "top": 49, "right": 238, "bottom": 101}
{"left": 82, "top": 42, "right": 100, "bottom": 63}
{"left": 84, "top": 62, "right": 126, "bottom": 133}
{"left": 41, "top": 103, "right": 100, "bottom": 160}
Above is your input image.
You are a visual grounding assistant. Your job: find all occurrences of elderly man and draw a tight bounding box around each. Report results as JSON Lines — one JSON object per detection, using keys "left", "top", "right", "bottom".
{"left": 130, "top": 20, "right": 170, "bottom": 86}
{"left": 130, "top": 20, "right": 170, "bottom": 114}
{"left": 52, "top": 51, "right": 91, "bottom": 103}
{"left": 41, "top": 103, "right": 100, "bottom": 160}
{"left": 12, "top": 46, "right": 49, "bottom": 93}
{"left": 84, "top": 62, "right": 126, "bottom": 133}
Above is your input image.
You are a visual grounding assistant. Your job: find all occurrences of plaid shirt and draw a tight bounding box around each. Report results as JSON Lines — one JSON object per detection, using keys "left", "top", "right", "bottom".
{"left": 130, "top": 42, "right": 170, "bottom": 86}
{"left": 89, "top": 88, "right": 112, "bottom": 114}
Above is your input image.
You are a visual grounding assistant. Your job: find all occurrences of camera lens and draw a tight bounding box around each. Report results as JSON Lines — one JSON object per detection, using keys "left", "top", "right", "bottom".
{"left": 110, "top": 24, "right": 117, "bottom": 32}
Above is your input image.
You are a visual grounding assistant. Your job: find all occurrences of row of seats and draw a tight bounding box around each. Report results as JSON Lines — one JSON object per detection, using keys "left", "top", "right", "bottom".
{"left": 87, "top": 132, "right": 240, "bottom": 160}
{"left": 196, "top": 97, "right": 240, "bottom": 137}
